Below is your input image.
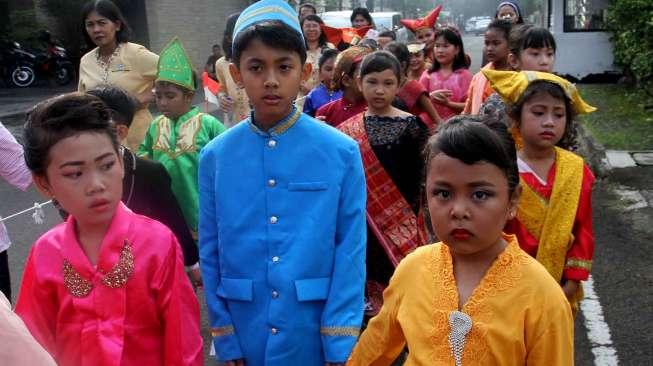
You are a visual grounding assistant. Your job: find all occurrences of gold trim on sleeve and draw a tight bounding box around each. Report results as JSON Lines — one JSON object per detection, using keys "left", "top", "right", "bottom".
{"left": 211, "top": 326, "right": 235, "bottom": 337}
{"left": 320, "top": 326, "right": 361, "bottom": 337}
{"left": 565, "top": 258, "right": 592, "bottom": 272}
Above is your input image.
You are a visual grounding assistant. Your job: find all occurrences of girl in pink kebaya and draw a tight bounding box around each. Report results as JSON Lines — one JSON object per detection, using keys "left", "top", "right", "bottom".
{"left": 16, "top": 93, "right": 203, "bottom": 366}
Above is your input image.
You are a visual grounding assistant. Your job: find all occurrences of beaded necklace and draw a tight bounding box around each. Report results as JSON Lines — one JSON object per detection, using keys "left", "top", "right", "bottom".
{"left": 96, "top": 43, "right": 122, "bottom": 83}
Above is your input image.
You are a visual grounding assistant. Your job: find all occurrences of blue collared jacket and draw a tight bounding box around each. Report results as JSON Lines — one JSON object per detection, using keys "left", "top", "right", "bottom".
{"left": 198, "top": 107, "right": 366, "bottom": 365}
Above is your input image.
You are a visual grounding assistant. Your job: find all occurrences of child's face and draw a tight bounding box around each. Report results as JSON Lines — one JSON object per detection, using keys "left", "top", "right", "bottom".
{"left": 377, "top": 36, "right": 393, "bottom": 49}
{"left": 484, "top": 28, "right": 509, "bottom": 64}
{"left": 319, "top": 57, "right": 336, "bottom": 86}
{"left": 154, "top": 83, "right": 193, "bottom": 120}
{"left": 352, "top": 15, "right": 371, "bottom": 28}
{"left": 359, "top": 69, "right": 399, "bottom": 112}
{"left": 512, "top": 47, "right": 556, "bottom": 72}
{"left": 415, "top": 28, "right": 436, "bottom": 50}
{"left": 409, "top": 51, "right": 425, "bottom": 71}
{"left": 497, "top": 5, "right": 519, "bottom": 23}
{"left": 426, "top": 153, "right": 518, "bottom": 256}
{"left": 35, "top": 132, "right": 124, "bottom": 228}
{"left": 433, "top": 36, "right": 459, "bottom": 67}
{"left": 518, "top": 91, "right": 567, "bottom": 149}
{"left": 230, "top": 38, "right": 310, "bottom": 124}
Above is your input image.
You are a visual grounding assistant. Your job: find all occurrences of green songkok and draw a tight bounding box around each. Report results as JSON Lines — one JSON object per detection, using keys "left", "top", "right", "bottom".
{"left": 156, "top": 37, "right": 195, "bottom": 91}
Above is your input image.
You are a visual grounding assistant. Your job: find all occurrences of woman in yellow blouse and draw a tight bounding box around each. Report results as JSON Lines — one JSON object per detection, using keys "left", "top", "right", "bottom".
{"left": 348, "top": 116, "right": 573, "bottom": 366}
{"left": 297, "top": 15, "right": 335, "bottom": 109}
{"left": 78, "top": 0, "right": 159, "bottom": 151}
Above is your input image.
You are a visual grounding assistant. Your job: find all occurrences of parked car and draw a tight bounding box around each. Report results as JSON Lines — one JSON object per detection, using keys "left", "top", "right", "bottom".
{"left": 465, "top": 16, "right": 492, "bottom": 35}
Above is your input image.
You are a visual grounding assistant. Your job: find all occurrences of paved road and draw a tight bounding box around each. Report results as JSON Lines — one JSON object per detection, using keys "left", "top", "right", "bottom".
{"left": 1, "top": 73, "right": 652, "bottom": 365}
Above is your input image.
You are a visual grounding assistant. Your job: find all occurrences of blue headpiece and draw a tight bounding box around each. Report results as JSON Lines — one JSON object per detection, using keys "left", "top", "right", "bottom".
{"left": 233, "top": 0, "right": 304, "bottom": 47}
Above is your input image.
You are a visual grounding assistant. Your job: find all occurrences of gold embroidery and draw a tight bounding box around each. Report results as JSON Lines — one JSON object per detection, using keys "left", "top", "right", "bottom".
{"left": 101, "top": 241, "right": 135, "bottom": 288}
{"left": 271, "top": 108, "right": 301, "bottom": 135}
{"left": 211, "top": 326, "right": 235, "bottom": 337}
{"left": 430, "top": 237, "right": 528, "bottom": 364}
{"left": 61, "top": 240, "right": 135, "bottom": 298}
{"left": 565, "top": 258, "right": 592, "bottom": 271}
{"left": 152, "top": 113, "right": 204, "bottom": 159}
{"left": 320, "top": 326, "right": 361, "bottom": 337}
{"left": 63, "top": 260, "right": 93, "bottom": 298}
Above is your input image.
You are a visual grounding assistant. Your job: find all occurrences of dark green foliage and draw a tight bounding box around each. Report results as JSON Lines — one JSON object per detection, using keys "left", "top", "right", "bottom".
{"left": 607, "top": 0, "right": 653, "bottom": 94}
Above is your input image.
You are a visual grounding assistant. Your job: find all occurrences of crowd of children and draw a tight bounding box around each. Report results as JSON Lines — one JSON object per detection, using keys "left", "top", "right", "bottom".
{"left": 0, "top": 0, "right": 598, "bottom": 365}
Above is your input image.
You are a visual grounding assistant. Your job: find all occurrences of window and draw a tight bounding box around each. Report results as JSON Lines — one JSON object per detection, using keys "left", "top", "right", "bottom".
{"left": 564, "top": 0, "right": 611, "bottom": 31}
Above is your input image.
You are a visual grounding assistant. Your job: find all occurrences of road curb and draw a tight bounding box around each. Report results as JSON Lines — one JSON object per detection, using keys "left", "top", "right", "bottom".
{"left": 576, "top": 123, "right": 610, "bottom": 178}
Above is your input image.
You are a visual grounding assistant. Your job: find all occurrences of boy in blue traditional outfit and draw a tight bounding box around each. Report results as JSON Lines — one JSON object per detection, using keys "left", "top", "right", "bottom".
{"left": 198, "top": 1, "right": 367, "bottom": 365}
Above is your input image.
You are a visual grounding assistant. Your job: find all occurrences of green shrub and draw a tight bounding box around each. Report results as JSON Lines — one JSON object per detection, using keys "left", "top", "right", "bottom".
{"left": 607, "top": 0, "right": 653, "bottom": 95}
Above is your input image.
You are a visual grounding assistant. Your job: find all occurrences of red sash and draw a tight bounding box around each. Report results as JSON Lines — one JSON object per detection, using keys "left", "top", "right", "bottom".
{"left": 339, "top": 113, "right": 428, "bottom": 267}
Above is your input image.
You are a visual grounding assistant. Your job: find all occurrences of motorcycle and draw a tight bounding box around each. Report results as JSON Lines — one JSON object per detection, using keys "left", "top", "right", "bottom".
{"left": 35, "top": 42, "right": 75, "bottom": 86}
{"left": 0, "top": 41, "right": 37, "bottom": 87}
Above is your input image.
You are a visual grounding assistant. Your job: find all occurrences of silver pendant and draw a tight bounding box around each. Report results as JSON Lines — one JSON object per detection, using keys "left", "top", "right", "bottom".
{"left": 448, "top": 310, "right": 473, "bottom": 366}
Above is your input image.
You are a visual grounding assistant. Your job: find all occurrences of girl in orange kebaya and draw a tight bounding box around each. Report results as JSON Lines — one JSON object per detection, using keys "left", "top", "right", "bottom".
{"left": 16, "top": 93, "right": 202, "bottom": 366}
{"left": 348, "top": 115, "right": 573, "bottom": 365}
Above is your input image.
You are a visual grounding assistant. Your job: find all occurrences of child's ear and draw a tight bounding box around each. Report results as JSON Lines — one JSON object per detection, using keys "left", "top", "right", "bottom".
{"left": 508, "top": 53, "right": 520, "bottom": 70}
{"left": 301, "top": 62, "right": 312, "bottom": 82}
{"left": 32, "top": 173, "right": 53, "bottom": 199}
{"left": 507, "top": 184, "right": 522, "bottom": 220}
{"left": 228, "top": 63, "right": 244, "bottom": 88}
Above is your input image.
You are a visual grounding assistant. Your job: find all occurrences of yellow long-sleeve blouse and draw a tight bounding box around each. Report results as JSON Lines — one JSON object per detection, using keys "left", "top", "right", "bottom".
{"left": 348, "top": 234, "right": 574, "bottom": 366}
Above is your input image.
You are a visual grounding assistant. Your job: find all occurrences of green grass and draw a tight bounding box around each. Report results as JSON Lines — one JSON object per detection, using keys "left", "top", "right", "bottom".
{"left": 577, "top": 84, "right": 653, "bottom": 150}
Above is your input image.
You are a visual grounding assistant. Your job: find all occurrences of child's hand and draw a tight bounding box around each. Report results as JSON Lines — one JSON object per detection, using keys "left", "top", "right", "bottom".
{"left": 430, "top": 89, "right": 453, "bottom": 105}
{"left": 219, "top": 94, "right": 234, "bottom": 113}
{"left": 562, "top": 280, "right": 579, "bottom": 300}
{"left": 188, "top": 266, "right": 203, "bottom": 289}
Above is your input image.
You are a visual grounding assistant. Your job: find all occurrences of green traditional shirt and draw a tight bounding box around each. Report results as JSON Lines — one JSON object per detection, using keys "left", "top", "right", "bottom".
{"left": 138, "top": 107, "right": 225, "bottom": 236}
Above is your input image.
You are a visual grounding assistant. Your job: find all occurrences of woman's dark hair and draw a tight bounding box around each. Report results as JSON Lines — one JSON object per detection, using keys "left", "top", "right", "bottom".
{"left": 82, "top": 0, "right": 131, "bottom": 44}
{"left": 384, "top": 42, "right": 409, "bottom": 76}
{"left": 358, "top": 38, "right": 379, "bottom": 50}
{"left": 222, "top": 13, "right": 240, "bottom": 61}
{"left": 509, "top": 80, "right": 577, "bottom": 149}
{"left": 350, "top": 7, "right": 374, "bottom": 26}
{"left": 23, "top": 93, "right": 119, "bottom": 176}
{"left": 509, "top": 24, "right": 557, "bottom": 57}
{"left": 487, "top": 18, "right": 513, "bottom": 41}
{"left": 87, "top": 84, "right": 137, "bottom": 127}
{"left": 301, "top": 14, "right": 327, "bottom": 48}
{"left": 359, "top": 50, "right": 402, "bottom": 83}
{"left": 233, "top": 20, "right": 307, "bottom": 66}
{"left": 425, "top": 114, "right": 519, "bottom": 194}
{"left": 378, "top": 30, "right": 396, "bottom": 40}
{"left": 429, "top": 27, "right": 468, "bottom": 73}
{"left": 495, "top": 1, "right": 525, "bottom": 24}
{"left": 318, "top": 48, "right": 339, "bottom": 70}
{"left": 298, "top": 3, "right": 317, "bottom": 16}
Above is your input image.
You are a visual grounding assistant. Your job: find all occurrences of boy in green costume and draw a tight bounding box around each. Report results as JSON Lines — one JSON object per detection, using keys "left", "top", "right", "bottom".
{"left": 139, "top": 37, "right": 225, "bottom": 245}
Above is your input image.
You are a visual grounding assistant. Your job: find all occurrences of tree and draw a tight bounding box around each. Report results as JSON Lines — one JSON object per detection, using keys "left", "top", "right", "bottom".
{"left": 606, "top": 0, "right": 653, "bottom": 94}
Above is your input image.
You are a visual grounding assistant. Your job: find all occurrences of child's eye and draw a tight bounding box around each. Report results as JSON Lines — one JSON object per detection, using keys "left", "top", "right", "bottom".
{"left": 249, "top": 65, "right": 261, "bottom": 72}
{"left": 63, "top": 171, "right": 82, "bottom": 179}
{"left": 432, "top": 189, "right": 451, "bottom": 200}
{"left": 101, "top": 161, "right": 115, "bottom": 171}
{"left": 472, "top": 190, "right": 493, "bottom": 201}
